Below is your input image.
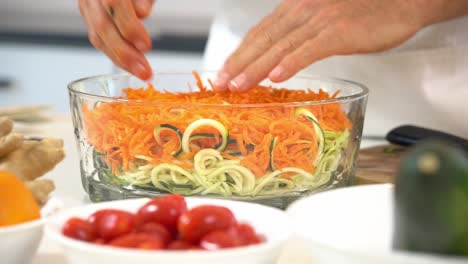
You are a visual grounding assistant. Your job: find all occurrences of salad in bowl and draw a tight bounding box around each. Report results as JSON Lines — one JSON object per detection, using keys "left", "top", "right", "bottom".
{"left": 69, "top": 71, "right": 368, "bottom": 207}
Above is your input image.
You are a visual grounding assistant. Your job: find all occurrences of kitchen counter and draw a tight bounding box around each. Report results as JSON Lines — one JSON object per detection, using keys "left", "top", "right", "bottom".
{"left": 27, "top": 115, "right": 386, "bottom": 264}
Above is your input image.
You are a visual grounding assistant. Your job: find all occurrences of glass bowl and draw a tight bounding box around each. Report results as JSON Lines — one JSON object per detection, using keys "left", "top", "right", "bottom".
{"left": 69, "top": 72, "right": 368, "bottom": 208}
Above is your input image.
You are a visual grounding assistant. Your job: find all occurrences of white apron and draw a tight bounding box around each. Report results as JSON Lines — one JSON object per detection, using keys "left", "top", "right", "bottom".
{"left": 203, "top": 0, "right": 468, "bottom": 138}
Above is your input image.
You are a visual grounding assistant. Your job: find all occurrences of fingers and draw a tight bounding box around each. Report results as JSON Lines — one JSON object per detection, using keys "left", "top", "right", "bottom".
{"left": 80, "top": 0, "right": 152, "bottom": 80}
{"left": 215, "top": 0, "right": 344, "bottom": 92}
{"left": 213, "top": 3, "right": 299, "bottom": 91}
{"left": 101, "top": 0, "right": 152, "bottom": 51}
{"left": 214, "top": 1, "right": 321, "bottom": 92}
{"left": 269, "top": 29, "right": 340, "bottom": 82}
{"left": 80, "top": 0, "right": 109, "bottom": 57}
{"left": 228, "top": 25, "right": 314, "bottom": 92}
{"left": 133, "top": 0, "right": 155, "bottom": 18}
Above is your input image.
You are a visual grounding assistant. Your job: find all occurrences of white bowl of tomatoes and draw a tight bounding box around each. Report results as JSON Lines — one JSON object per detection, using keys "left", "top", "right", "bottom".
{"left": 45, "top": 195, "right": 291, "bottom": 264}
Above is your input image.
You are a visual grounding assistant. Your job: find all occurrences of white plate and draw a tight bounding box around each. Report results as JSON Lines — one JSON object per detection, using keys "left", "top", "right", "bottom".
{"left": 286, "top": 184, "right": 468, "bottom": 264}
{"left": 45, "top": 197, "right": 291, "bottom": 264}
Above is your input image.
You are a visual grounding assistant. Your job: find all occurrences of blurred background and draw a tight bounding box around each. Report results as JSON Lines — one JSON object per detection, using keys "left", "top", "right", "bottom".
{"left": 0, "top": 0, "right": 219, "bottom": 112}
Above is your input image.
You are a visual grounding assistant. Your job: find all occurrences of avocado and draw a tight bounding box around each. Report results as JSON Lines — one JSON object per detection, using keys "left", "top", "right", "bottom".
{"left": 393, "top": 140, "right": 468, "bottom": 256}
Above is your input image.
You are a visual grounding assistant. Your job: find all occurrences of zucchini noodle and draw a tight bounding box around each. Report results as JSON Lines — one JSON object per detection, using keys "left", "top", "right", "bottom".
{"left": 109, "top": 129, "right": 350, "bottom": 196}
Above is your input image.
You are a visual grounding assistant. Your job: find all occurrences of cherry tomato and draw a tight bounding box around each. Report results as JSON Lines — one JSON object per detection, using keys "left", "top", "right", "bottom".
{"left": 137, "top": 222, "right": 172, "bottom": 245}
{"left": 109, "top": 233, "right": 165, "bottom": 250}
{"left": 62, "top": 194, "right": 264, "bottom": 252}
{"left": 88, "top": 209, "right": 134, "bottom": 240}
{"left": 93, "top": 238, "right": 107, "bottom": 245}
{"left": 62, "top": 217, "right": 96, "bottom": 242}
{"left": 167, "top": 240, "right": 201, "bottom": 250}
{"left": 200, "top": 230, "right": 244, "bottom": 250}
{"left": 178, "top": 205, "right": 236, "bottom": 243}
{"left": 136, "top": 195, "right": 187, "bottom": 232}
{"left": 158, "top": 194, "right": 186, "bottom": 209}
{"left": 230, "top": 223, "right": 263, "bottom": 245}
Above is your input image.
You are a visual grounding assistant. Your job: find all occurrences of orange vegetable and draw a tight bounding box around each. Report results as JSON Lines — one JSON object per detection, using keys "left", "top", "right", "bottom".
{"left": 82, "top": 71, "right": 351, "bottom": 177}
{"left": 0, "top": 171, "right": 41, "bottom": 227}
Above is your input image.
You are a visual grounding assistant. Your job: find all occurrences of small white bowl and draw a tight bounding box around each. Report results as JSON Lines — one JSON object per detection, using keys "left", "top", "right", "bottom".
{"left": 0, "top": 218, "right": 44, "bottom": 264}
{"left": 0, "top": 197, "right": 61, "bottom": 264}
{"left": 45, "top": 198, "right": 291, "bottom": 264}
{"left": 286, "top": 184, "right": 468, "bottom": 264}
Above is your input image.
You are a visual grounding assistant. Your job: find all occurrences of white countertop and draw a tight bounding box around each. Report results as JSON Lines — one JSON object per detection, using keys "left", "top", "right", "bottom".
{"left": 26, "top": 115, "right": 385, "bottom": 264}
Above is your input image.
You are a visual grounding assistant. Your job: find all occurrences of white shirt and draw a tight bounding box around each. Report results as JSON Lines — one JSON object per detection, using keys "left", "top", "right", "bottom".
{"left": 203, "top": 0, "right": 468, "bottom": 137}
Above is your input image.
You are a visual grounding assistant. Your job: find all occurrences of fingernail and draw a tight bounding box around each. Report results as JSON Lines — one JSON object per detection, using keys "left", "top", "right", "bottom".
{"left": 269, "top": 65, "right": 286, "bottom": 81}
{"left": 229, "top": 74, "right": 247, "bottom": 92}
{"left": 135, "top": 0, "right": 151, "bottom": 15}
{"left": 213, "top": 72, "right": 230, "bottom": 90}
{"left": 135, "top": 40, "right": 148, "bottom": 51}
{"left": 145, "top": 73, "right": 154, "bottom": 82}
{"left": 132, "top": 62, "right": 149, "bottom": 79}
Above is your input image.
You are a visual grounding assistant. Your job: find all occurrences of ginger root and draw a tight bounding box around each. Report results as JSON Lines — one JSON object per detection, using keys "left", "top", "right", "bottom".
{"left": 0, "top": 117, "right": 13, "bottom": 137}
{"left": 0, "top": 117, "right": 65, "bottom": 206}
{"left": 0, "top": 117, "right": 23, "bottom": 158}
{"left": 24, "top": 179, "right": 56, "bottom": 206}
{"left": 1, "top": 139, "right": 65, "bottom": 182}
{"left": 0, "top": 133, "right": 23, "bottom": 158}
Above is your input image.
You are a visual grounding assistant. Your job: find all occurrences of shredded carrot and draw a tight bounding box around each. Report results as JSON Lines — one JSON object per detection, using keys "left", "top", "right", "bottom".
{"left": 82, "top": 72, "right": 351, "bottom": 177}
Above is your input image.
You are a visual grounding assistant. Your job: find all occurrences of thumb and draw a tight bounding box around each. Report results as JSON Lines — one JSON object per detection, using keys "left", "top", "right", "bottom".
{"left": 133, "top": 0, "right": 155, "bottom": 18}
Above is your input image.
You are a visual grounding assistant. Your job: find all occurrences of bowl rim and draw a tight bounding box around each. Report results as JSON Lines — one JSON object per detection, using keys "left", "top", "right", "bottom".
{"left": 0, "top": 218, "right": 43, "bottom": 234}
{"left": 286, "top": 184, "right": 468, "bottom": 263}
{"left": 67, "top": 72, "right": 369, "bottom": 107}
{"left": 45, "top": 197, "right": 291, "bottom": 259}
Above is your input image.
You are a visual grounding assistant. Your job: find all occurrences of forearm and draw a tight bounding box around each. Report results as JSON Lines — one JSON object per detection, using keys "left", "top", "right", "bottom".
{"left": 412, "top": 0, "right": 468, "bottom": 27}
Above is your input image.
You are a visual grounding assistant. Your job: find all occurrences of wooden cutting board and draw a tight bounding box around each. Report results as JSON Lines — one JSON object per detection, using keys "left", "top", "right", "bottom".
{"left": 355, "top": 144, "right": 407, "bottom": 185}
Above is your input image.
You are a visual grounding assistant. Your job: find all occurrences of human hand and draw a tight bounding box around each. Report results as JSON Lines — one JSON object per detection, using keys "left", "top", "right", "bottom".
{"left": 213, "top": 0, "right": 426, "bottom": 92}
{"left": 79, "top": 0, "right": 155, "bottom": 80}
